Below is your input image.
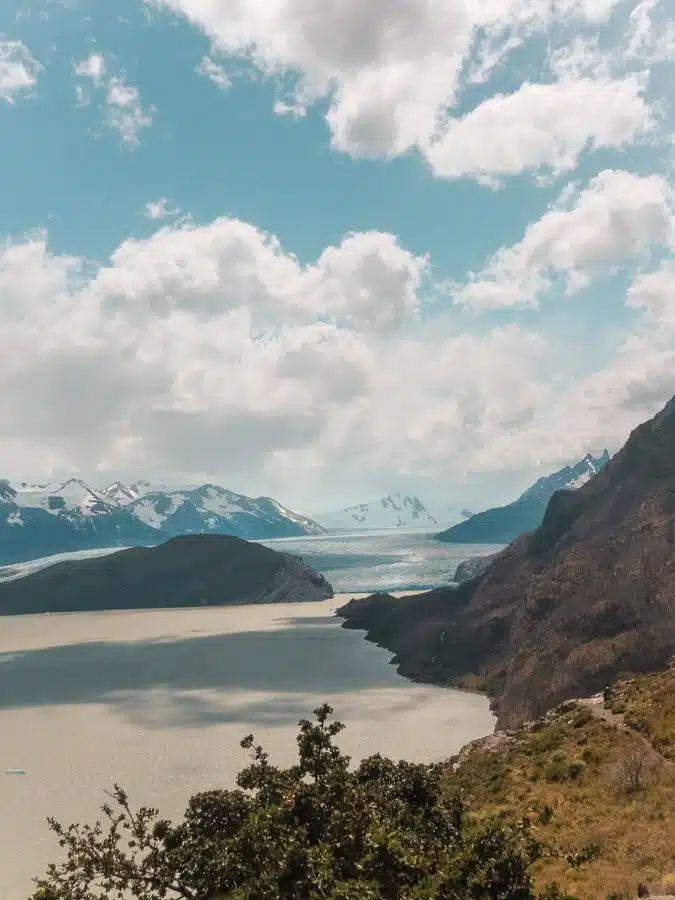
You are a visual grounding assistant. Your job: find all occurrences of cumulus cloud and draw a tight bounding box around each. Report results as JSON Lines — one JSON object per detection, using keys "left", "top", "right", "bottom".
{"left": 1, "top": 188, "right": 674, "bottom": 506}
{"left": 0, "top": 40, "right": 41, "bottom": 103}
{"left": 452, "top": 170, "right": 675, "bottom": 309}
{"left": 147, "top": 0, "right": 661, "bottom": 180}
{"left": 0, "top": 221, "right": 546, "bottom": 503}
{"left": 425, "top": 76, "right": 655, "bottom": 184}
{"left": 89, "top": 220, "right": 428, "bottom": 332}
{"left": 74, "top": 52, "right": 153, "bottom": 145}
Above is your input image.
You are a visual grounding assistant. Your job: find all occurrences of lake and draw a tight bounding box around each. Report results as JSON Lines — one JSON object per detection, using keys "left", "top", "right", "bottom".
{"left": 0, "top": 600, "right": 495, "bottom": 899}
{"left": 0, "top": 529, "right": 503, "bottom": 897}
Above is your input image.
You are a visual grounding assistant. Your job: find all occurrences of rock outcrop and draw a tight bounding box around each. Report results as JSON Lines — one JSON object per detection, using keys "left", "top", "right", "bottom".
{"left": 0, "top": 534, "right": 333, "bottom": 615}
{"left": 339, "top": 397, "right": 675, "bottom": 729}
{"left": 453, "top": 552, "right": 500, "bottom": 583}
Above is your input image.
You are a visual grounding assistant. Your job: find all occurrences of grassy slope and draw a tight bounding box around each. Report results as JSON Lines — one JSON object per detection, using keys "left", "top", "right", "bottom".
{"left": 442, "top": 670, "right": 675, "bottom": 899}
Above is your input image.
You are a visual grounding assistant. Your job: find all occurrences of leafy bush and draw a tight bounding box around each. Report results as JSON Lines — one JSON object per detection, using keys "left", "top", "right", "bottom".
{"left": 565, "top": 841, "right": 601, "bottom": 870}
{"left": 31, "top": 705, "right": 573, "bottom": 900}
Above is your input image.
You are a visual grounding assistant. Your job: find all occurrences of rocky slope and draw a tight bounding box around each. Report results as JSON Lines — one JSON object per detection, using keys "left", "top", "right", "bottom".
{"left": 443, "top": 669, "right": 675, "bottom": 899}
{"left": 338, "top": 398, "right": 675, "bottom": 728}
{"left": 436, "top": 451, "right": 610, "bottom": 544}
{"left": 0, "top": 478, "right": 325, "bottom": 566}
{"left": 0, "top": 533, "right": 333, "bottom": 615}
{"left": 453, "top": 551, "right": 501, "bottom": 583}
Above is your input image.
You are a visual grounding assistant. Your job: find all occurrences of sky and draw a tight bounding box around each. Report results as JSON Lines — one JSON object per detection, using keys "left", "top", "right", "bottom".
{"left": 0, "top": 0, "right": 674, "bottom": 515}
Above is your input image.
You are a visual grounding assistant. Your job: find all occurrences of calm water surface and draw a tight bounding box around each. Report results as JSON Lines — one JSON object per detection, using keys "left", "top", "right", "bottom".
{"left": 0, "top": 530, "right": 503, "bottom": 897}
{"left": 1, "top": 602, "right": 495, "bottom": 899}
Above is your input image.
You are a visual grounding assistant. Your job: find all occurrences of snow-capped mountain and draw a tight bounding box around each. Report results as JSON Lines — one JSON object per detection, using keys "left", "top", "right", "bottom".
{"left": 14, "top": 478, "right": 116, "bottom": 515}
{"left": 517, "top": 450, "right": 610, "bottom": 503}
{"left": 436, "top": 450, "right": 611, "bottom": 545}
{"left": 0, "top": 476, "right": 325, "bottom": 566}
{"left": 101, "top": 481, "right": 142, "bottom": 505}
{"left": 127, "top": 484, "right": 325, "bottom": 539}
{"left": 0, "top": 478, "right": 159, "bottom": 566}
{"left": 316, "top": 493, "right": 459, "bottom": 532}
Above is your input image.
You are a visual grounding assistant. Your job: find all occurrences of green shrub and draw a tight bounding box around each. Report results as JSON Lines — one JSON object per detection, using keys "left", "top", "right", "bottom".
{"left": 567, "top": 760, "right": 585, "bottom": 780}
{"left": 31, "top": 704, "right": 571, "bottom": 900}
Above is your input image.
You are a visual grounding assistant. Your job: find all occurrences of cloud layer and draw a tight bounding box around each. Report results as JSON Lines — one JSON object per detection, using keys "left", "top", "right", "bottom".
{"left": 1, "top": 194, "right": 674, "bottom": 508}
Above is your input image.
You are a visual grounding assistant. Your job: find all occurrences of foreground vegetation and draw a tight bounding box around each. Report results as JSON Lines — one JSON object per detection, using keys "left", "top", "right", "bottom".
{"left": 31, "top": 672, "right": 675, "bottom": 899}
{"left": 33, "top": 704, "right": 573, "bottom": 900}
{"left": 444, "top": 670, "right": 675, "bottom": 899}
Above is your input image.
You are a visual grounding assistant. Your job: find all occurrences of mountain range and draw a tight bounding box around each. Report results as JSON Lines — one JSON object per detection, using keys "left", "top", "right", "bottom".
{"left": 316, "top": 493, "right": 462, "bottom": 531}
{"left": 337, "top": 396, "right": 675, "bottom": 728}
{"left": 435, "top": 450, "right": 610, "bottom": 544}
{"left": 0, "top": 478, "right": 325, "bottom": 566}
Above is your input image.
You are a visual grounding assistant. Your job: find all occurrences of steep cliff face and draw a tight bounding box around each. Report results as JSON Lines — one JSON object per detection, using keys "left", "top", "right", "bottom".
{"left": 0, "top": 534, "right": 333, "bottom": 615}
{"left": 339, "top": 398, "right": 675, "bottom": 728}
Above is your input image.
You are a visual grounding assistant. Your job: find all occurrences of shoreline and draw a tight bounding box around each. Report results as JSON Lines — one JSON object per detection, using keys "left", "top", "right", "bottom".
{"left": 0, "top": 590, "right": 432, "bottom": 620}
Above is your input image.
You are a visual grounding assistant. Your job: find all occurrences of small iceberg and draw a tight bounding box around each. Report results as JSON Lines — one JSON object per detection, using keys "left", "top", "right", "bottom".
{"left": 5, "top": 768, "right": 25, "bottom": 775}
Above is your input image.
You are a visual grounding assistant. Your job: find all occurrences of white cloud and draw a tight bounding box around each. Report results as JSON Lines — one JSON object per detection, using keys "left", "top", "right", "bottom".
{"left": 195, "top": 55, "right": 230, "bottom": 89}
{"left": 104, "top": 76, "right": 152, "bottom": 145}
{"left": 144, "top": 198, "right": 181, "bottom": 220}
{"left": 625, "top": 0, "right": 675, "bottom": 64}
{"left": 626, "top": 259, "right": 675, "bottom": 321}
{"left": 148, "top": 0, "right": 659, "bottom": 180}
{"left": 90, "top": 220, "right": 428, "bottom": 332}
{"left": 425, "top": 76, "right": 655, "bottom": 184}
{"left": 74, "top": 53, "right": 153, "bottom": 145}
{"left": 73, "top": 52, "right": 106, "bottom": 85}
{"left": 0, "top": 40, "right": 41, "bottom": 103}
{"left": 3, "top": 207, "right": 673, "bottom": 510}
{"left": 0, "top": 221, "right": 546, "bottom": 505}
{"left": 452, "top": 169, "right": 675, "bottom": 308}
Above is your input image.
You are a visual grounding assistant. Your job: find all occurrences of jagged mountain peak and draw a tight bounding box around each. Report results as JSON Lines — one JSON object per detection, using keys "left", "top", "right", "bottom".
{"left": 436, "top": 449, "right": 611, "bottom": 545}
{"left": 316, "top": 491, "right": 457, "bottom": 531}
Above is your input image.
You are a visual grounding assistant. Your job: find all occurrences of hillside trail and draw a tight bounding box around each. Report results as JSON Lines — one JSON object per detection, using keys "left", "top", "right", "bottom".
{"left": 578, "top": 693, "right": 675, "bottom": 777}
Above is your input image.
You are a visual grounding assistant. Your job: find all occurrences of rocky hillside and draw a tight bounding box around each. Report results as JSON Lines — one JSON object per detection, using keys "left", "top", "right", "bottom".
{"left": 338, "top": 397, "right": 675, "bottom": 728}
{"left": 436, "top": 451, "right": 610, "bottom": 544}
{"left": 0, "top": 533, "right": 333, "bottom": 615}
{"left": 442, "top": 668, "right": 675, "bottom": 899}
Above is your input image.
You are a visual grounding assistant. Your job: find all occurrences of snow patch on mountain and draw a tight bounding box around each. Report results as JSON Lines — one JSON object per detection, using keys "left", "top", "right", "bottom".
{"left": 13, "top": 478, "right": 115, "bottom": 517}
{"left": 127, "top": 484, "right": 326, "bottom": 537}
{"left": 316, "top": 493, "right": 458, "bottom": 532}
{"left": 516, "top": 450, "right": 610, "bottom": 503}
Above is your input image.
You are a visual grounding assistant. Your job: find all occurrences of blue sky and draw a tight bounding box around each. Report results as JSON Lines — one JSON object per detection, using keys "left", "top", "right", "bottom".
{"left": 0, "top": 0, "right": 674, "bottom": 513}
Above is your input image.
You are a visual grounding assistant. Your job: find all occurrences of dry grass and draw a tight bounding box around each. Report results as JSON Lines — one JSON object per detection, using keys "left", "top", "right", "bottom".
{"left": 607, "top": 669, "right": 675, "bottom": 759}
{"left": 443, "top": 690, "right": 675, "bottom": 900}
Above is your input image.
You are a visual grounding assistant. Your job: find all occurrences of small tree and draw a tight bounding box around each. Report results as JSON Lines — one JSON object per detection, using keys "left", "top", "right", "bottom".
{"left": 613, "top": 744, "right": 656, "bottom": 794}
{"left": 32, "top": 704, "right": 572, "bottom": 900}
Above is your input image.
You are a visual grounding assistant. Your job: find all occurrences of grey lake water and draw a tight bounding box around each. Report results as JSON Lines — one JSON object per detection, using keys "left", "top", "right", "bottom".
{"left": 0, "top": 529, "right": 502, "bottom": 899}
